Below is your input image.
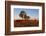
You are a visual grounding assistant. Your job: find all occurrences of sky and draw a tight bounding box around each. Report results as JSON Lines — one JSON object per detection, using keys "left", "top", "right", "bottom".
{"left": 14, "top": 8, "right": 39, "bottom": 20}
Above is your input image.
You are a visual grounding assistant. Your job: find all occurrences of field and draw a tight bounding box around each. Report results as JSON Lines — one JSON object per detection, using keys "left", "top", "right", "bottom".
{"left": 14, "top": 20, "right": 39, "bottom": 27}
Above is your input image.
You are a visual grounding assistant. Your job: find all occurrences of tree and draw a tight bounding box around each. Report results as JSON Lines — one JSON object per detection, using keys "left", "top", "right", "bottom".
{"left": 24, "top": 15, "right": 30, "bottom": 20}
{"left": 19, "top": 11, "right": 26, "bottom": 20}
{"left": 19, "top": 10, "right": 30, "bottom": 20}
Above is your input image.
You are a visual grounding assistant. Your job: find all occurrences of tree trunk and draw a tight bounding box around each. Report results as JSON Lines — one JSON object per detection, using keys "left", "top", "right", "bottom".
{"left": 23, "top": 15, "right": 24, "bottom": 20}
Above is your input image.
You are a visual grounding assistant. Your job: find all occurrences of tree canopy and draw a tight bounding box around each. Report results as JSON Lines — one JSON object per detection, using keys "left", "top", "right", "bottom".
{"left": 19, "top": 10, "right": 30, "bottom": 20}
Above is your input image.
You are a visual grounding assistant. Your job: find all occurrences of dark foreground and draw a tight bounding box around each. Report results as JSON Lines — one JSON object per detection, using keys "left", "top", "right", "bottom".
{"left": 14, "top": 20, "right": 39, "bottom": 27}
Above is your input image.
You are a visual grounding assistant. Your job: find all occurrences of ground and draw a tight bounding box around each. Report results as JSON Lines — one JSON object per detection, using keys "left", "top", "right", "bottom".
{"left": 14, "top": 20, "right": 39, "bottom": 27}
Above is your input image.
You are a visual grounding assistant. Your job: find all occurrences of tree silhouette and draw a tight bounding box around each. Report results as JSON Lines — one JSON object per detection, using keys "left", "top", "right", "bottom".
{"left": 24, "top": 16, "right": 30, "bottom": 20}
{"left": 19, "top": 11, "right": 26, "bottom": 20}
{"left": 19, "top": 10, "right": 30, "bottom": 20}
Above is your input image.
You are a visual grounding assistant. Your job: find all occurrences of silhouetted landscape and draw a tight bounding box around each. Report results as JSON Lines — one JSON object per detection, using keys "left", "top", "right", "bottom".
{"left": 14, "top": 9, "right": 39, "bottom": 27}
{"left": 14, "top": 20, "right": 39, "bottom": 27}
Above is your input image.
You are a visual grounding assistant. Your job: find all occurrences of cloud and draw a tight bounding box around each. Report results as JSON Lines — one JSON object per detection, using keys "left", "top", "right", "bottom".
{"left": 30, "top": 16, "right": 39, "bottom": 20}
{"left": 14, "top": 15, "right": 22, "bottom": 20}
{"left": 14, "top": 15, "right": 39, "bottom": 20}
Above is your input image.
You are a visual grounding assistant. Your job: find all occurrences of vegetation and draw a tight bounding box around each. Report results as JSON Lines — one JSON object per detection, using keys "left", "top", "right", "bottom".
{"left": 14, "top": 10, "right": 39, "bottom": 27}
{"left": 19, "top": 11, "right": 30, "bottom": 20}
{"left": 14, "top": 20, "right": 39, "bottom": 27}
